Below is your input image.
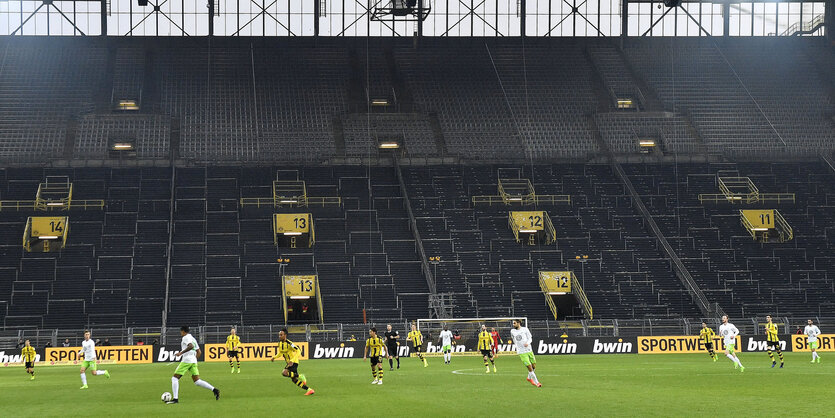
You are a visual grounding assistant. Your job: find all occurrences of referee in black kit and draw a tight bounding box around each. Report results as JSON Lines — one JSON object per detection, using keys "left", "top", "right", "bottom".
{"left": 385, "top": 324, "right": 400, "bottom": 370}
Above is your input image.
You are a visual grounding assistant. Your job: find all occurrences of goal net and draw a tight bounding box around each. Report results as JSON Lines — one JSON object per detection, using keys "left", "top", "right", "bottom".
{"left": 415, "top": 317, "right": 526, "bottom": 356}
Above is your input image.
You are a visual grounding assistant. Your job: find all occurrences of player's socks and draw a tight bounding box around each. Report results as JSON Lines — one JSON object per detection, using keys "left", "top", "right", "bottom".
{"left": 194, "top": 379, "right": 215, "bottom": 392}
{"left": 293, "top": 377, "right": 309, "bottom": 390}
{"left": 237, "top": 361, "right": 241, "bottom": 372}
{"left": 80, "top": 373, "right": 88, "bottom": 386}
{"left": 396, "top": 358, "right": 400, "bottom": 368}
{"left": 171, "top": 377, "right": 180, "bottom": 399}
{"left": 378, "top": 368, "right": 384, "bottom": 382}
{"left": 93, "top": 370, "right": 106, "bottom": 376}
{"left": 371, "top": 368, "right": 378, "bottom": 382}
{"left": 389, "top": 358, "right": 393, "bottom": 369}
{"left": 768, "top": 350, "right": 775, "bottom": 363}
{"left": 726, "top": 353, "right": 736, "bottom": 366}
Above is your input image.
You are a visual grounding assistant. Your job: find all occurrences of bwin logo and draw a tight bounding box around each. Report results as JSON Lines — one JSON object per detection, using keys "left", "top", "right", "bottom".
{"left": 157, "top": 348, "right": 182, "bottom": 362}
{"left": 593, "top": 339, "right": 633, "bottom": 353}
{"left": 747, "top": 338, "right": 786, "bottom": 352}
{"left": 313, "top": 344, "right": 355, "bottom": 359}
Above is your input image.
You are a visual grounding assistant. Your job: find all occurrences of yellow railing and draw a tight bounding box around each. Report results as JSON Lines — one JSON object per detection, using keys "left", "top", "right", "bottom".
{"left": 281, "top": 275, "right": 288, "bottom": 324}
{"left": 508, "top": 213, "right": 521, "bottom": 243}
{"left": 0, "top": 199, "right": 105, "bottom": 211}
{"left": 571, "top": 272, "right": 593, "bottom": 320}
{"left": 472, "top": 194, "right": 570, "bottom": 206}
{"left": 739, "top": 211, "right": 758, "bottom": 240}
{"left": 22, "top": 218, "right": 31, "bottom": 252}
{"left": 240, "top": 196, "right": 341, "bottom": 208}
{"left": 538, "top": 275, "right": 559, "bottom": 320}
{"left": 699, "top": 193, "right": 795, "bottom": 204}
{"left": 758, "top": 193, "right": 796, "bottom": 204}
{"left": 315, "top": 278, "right": 324, "bottom": 324}
{"left": 543, "top": 214, "right": 557, "bottom": 244}
{"left": 775, "top": 210, "right": 793, "bottom": 242}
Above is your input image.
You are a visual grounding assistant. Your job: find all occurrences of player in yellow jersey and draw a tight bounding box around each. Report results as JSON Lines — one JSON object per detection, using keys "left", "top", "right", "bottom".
{"left": 478, "top": 325, "right": 497, "bottom": 373}
{"left": 406, "top": 323, "right": 428, "bottom": 367}
{"left": 364, "top": 327, "right": 387, "bottom": 385}
{"left": 270, "top": 328, "right": 314, "bottom": 396}
{"left": 21, "top": 339, "right": 37, "bottom": 380}
{"left": 765, "top": 315, "right": 784, "bottom": 368}
{"left": 699, "top": 322, "right": 717, "bottom": 362}
{"left": 226, "top": 328, "right": 242, "bottom": 373}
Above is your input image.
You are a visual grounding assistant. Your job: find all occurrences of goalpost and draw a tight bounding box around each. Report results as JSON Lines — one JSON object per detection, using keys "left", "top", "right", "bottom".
{"left": 415, "top": 317, "right": 527, "bottom": 357}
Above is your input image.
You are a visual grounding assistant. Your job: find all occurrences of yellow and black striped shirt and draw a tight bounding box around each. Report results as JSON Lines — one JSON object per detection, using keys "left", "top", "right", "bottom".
{"left": 407, "top": 330, "right": 423, "bottom": 347}
{"left": 765, "top": 323, "right": 779, "bottom": 342}
{"left": 477, "top": 331, "right": 493, "bottom": 351}
{"left": 21, "top": 346, "right": 36, "bottom": 363}
{"left": 366, "top": 336, "right": 385, "bottom": 357}
{"left": 272, "top": 340, "right": 301, "bottom": 364}
{"left": 226, "top": 335, "right": 241, "bottom": 351}
{"left": 699, "top": 327, "right": 715, "bottom": 344}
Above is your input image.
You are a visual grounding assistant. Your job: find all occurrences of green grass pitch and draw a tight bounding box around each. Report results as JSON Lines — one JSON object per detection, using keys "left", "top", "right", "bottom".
{"left": 2, "top": 353, "right": 833, "bottom": 417}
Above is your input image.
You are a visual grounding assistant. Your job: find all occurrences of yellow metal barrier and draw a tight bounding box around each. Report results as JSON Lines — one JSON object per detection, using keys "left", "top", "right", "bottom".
{"left": 508, "top": 213, "right": 521, "bottom": 243}
{"left": 472, "top": 194, "right": 570, "bottom": 206}
{"left": 775, "top": 210, "right": 793, "bottom": 242}
{"left": 0, "top": 199, "right": 105, "bottom": 211}
{"left": 740, "top": 211, "right": 758, "bottom": 240}
{"left": 538, "top": 275, "right": 559, "bottom": 320}
{"left": 240, "top": 196, "right": 341, "bottom": 208}
{"left": 571, "top": 272, "right": 593, "bottom": 320}
{"left": 315, "top": 278, "right": 324, "bottom": 324}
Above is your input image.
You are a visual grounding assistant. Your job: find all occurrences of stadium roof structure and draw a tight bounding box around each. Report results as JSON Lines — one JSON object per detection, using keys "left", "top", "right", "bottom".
{"left": 0, "top": 0, "right": 830, "bottom": 39}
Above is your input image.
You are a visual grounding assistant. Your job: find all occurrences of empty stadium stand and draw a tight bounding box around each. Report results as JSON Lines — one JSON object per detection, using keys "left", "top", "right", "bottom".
{"left": 0, "top": 36, "right": 833, "bottom": 330}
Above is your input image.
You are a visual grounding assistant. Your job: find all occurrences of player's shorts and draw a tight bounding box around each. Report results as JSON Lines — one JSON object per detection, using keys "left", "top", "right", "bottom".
{"left": 25, "top": 361, "right": 34, "bottom": 369}
{"left": 81, "top": 360, "right": 97, "bottom": 371}
{"left": 227, "top": 350, "right": 239, "bottom": 358}
{"left": 175, "top": 362, "right": 200, "bottom": 376}
{"left": 285, "top": 362, "right": 299, "bottom": 376}
{"left": 704, "top": 342, "right": 713, "bottom": 350}
{"left": 442, "top": 344, "right": 452, "bottom": 352}
{"left": 725, "top": 343, "right": 736, "bottom": 353}
{"left": 386, "top": 344, "right": 398, "bottom": 357}
{"left": 411, "top": 345, "right": 423, "bottom": 354}
{"left": 766, "top": 340, "right": 780, "bottom": 349}
{"left": 480, "top": 349, "right": 493, "bottom": 358}
{"left": 809, "top": 341, "right": 819, "bottom": 350}
{"left": 369, "top": 356, "right": 381, "bottom": 366}
{"left": 519, "top": 352, "right": 536, "bottom": 366}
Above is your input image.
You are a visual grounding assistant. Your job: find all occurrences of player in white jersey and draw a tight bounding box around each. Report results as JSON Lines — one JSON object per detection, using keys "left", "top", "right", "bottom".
{"left": 511, "top": 319, "right": 541, "bottom": 387}
{"left": 78, "top": 330, "right": 110, "bottom": 389}
{"left": 438, "top": 325, "right": 454, "bottom": 365}
{"left": 718, "top": 316, "right": 744, "bottom": 373}
{"left": 804, "top": 319, "right": 822, "bottom": 364}
{"left": 166, "top": 326, "right": 220, "bottom": 404}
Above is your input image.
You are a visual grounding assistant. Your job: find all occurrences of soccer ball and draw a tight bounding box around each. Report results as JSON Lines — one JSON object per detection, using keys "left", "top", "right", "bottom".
{"left": 161, "top": 392, "right": 172, "bottom": 402}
